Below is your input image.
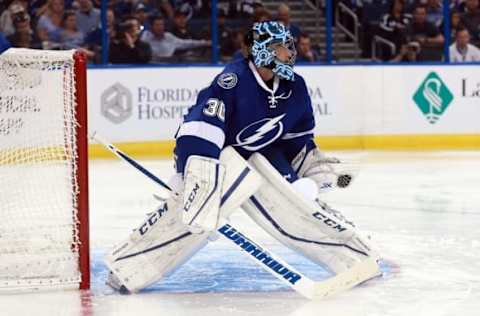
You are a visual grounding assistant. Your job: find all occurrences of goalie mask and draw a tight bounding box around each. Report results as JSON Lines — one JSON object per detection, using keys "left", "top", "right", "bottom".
{"left": 249, "top": 21, "right": 297, "bottom": 81}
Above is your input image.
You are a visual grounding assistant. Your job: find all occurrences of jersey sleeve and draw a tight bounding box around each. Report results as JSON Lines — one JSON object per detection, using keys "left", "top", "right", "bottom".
{"left": 278, "top": 76, "right": 317, "bottom": 163}
{"left": 174, "top": 77, "right": 232, "bottom": 174}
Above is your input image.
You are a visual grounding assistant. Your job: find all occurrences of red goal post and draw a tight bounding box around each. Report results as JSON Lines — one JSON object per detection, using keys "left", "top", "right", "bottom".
{"left": 0, "top": 48, "right": 90, "bottom": 292}
{"left": 74, "top": 50, "right": 90, "bottom": 290}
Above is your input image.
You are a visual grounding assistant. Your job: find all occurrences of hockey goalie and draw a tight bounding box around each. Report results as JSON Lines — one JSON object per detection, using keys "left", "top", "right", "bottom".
{"left": 104, "top": 21, "right": 381, "bottom": 297}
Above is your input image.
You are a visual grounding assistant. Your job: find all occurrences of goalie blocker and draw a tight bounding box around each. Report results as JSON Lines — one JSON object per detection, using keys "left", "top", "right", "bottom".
{"left": 105, "top": 147, "right": 380, "bottom": 293}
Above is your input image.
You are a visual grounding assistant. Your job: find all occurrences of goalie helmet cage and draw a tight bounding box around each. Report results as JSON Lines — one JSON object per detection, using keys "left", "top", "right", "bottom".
{"left": 0, "top": 48, "right": 90, "bottom": 292}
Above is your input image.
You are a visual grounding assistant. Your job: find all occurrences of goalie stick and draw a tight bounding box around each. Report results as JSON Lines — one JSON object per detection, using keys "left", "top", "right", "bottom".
{"left": 91, "top": 132, "right": 380, "bottom": 299}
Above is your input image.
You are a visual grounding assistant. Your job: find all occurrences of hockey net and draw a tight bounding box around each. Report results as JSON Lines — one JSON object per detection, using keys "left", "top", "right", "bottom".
{"left": 0, "top": 49, "right": 89, "bottom": 292}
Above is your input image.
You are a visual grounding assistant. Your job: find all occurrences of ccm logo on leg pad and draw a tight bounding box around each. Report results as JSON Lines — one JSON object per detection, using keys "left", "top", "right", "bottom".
{"left": 139, "top": 204, "right": 168, "bottom": 236}
{"left": 312, "top": 211, "right": 348, "bottom": 233}
{"left": 184, "top": 183, "right": 200, "bottom": 213}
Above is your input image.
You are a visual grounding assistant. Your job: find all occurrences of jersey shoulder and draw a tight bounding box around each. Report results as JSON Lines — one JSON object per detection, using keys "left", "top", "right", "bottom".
{"left": 290, "top": 71, "right": 310, "bottom": 101}
{"left": 293, "top": 71, "right": 308, "bottom": 88}
{"left": 213, "top": 59, "right": 251, "bottom": 92}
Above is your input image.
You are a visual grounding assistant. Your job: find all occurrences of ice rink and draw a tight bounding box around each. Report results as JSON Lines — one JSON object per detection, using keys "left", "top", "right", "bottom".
{"left": 2, "top": 150, "right": 479, "bottom": 316}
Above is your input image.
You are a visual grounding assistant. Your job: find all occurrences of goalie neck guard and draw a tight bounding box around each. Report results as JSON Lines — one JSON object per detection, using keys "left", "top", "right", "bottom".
{"left": 249, "top": 21, "right": 297, "bottom": 81}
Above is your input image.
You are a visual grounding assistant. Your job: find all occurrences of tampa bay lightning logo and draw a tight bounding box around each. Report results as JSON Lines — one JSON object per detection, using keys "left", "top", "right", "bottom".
{"left": 234, "top": 114, "right": 285, "bottom": 151}
{"left": 217, "top": 73, "right": 238, "bottom": 89}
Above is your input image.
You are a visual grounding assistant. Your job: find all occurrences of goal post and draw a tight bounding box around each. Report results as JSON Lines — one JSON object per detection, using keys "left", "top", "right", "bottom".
{"left": 0, "top": 48, "right": 90, "bottom": 292}
{"left": 74, "top": 51, "right": 90, "bottom": 290}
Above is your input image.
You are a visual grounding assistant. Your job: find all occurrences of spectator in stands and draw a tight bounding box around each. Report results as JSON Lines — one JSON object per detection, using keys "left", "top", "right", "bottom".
{"left": 111, "top": 0, "right": 137, "bottom": 20}
{"left": 296, "top": 33, "right": 319, "bottom": 62}
{"left": 109, "top": 16, "right": 152, "bottom": 63}
{"left": 37, "top": 0, "right": 65, "bottom": 45}
{"left": 170, "top": 8, "right": 197, "bottom": 39}
{"left": 85, "top": 7, "right": 116, "bottom": 44}
{"left": 65, "top": 0, "right": 75, "bottom": 10}
{"left": 91, "top": 0, "right": 102, "bottom": 8}
{"left": 276, "top": 3, "right": 301, "bottom": 42}
{"left": 357, "top": 0, "right": 392, "bottom": 26}
{"left": 217, "top": 9, "right": 235, "bottom": 56}
{"left": 156, "top": 0, "right": 175, "bottom": 20}
{"left": 8, "top": 30, "right": 33, "bottom": 48}
{"left": 85, "top": 8, "right": 116, "bottom": 63}
{"left": 449, "top": 26, "right": 480, "bottom": 61}
{"left": 140, "top": 15, "right": 210, "bottom": 62}
{"left": 405, "top": 5, "right": 444, "bottom": 48}
{"left": 174, "top": 0, "right": 203, "bottom": 20}
{"left": 252, "top": 6, "right": 272, "bottom": 23}
{"left": 447, "top": 10, "right": 463, "bottom": 42}
{"left": 235, "top": 0, "right": 263, "bottom": 18}
{"left": 200, "top": 9, "right": 234, "bottom": 57}
{"left": 59, "top": 10, "right": 95, "bottom": 59}
{"left": 425, "top": 0, "right": 443, "bottom": 28}
{"left": 452, "top": 8, "right": 463, "bottom": 28}
{"left": 0, "top": 32, "right": 11, "bottom": 53}
{"left": 0, "top": 2, "right": 29, "bottom": 37}
{"left": 231, "top": 29, "right": 248, "bottom": 61}
{"left": 358, "top": 0, "right": 392, "bottom": 58}
{"left": 152, "top": 0, "right": 202, "bottom": 21}
{"left": 60, "top": 10, "right": 85, "bottom": 48}
{"left": 460, "top": 0, "right": 480, "bottom": 41}
{"left": 170, "top": 7, "right": 204, "bottom": 59}
{"left": 6, "top": 8, "right": 41, "bottom": 49}
{"left": 0, "top": 8, "right": 12, "bottom": 36}
{"left": 85, "top": 7, "right": 116, "bottom": 43}
{"left": 75, "top": 0, "right": 100, "bottom": 37}
{"left": 390, "top": 41, "right": 421, "bottom": 62}
{"left": 378, "top": 0, "right": 412, "bottom": 58}
{"left": 28, "top": 1, "right": 51, "bottom": 18}
{"left": 133, "top": 2, "right": 152, "bottom": 33}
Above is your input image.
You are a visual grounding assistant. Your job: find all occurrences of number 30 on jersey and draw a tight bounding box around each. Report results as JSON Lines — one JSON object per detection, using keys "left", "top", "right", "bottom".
{"left": 203, "top": 98, "right": 225, "bottom": 122}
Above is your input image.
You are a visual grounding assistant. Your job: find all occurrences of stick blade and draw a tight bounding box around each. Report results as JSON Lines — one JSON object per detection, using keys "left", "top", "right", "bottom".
{"left": 312, "top": 257, "right": 381, "bottom": 299}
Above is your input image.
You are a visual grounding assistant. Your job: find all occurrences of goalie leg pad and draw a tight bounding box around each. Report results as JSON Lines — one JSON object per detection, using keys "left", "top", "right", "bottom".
{"left": 182, "top": 147, "right": 263, "bottom": 233}
{"left": 104, "top": 147, "right": 262, "bottom": 293}
{"left": 104, "top": 193, "right": 209, "bottom": 293}
{"left": 218, "top": 146, "right": 263, "bottom": 218}
{"left": 243, "top": 153, "right": 380, "bottom": 274}
{"left": 183, "top": 155, "right": 226, "bottom": 233}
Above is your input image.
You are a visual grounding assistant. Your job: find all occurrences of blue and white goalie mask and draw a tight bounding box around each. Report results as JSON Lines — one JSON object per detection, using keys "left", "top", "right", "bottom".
{"left": 250, "top": 21, "right": 297, "bottom": 81}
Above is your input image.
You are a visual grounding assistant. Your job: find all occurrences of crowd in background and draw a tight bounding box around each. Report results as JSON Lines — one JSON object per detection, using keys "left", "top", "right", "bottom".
{"left": 0, "top": 0, "right": 479, "bottom": 63}
{"left": 349, "top": 0, "right": 480, "bottom": 61}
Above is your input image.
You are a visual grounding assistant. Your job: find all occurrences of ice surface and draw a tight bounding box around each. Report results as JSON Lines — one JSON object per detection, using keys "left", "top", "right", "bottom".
{"left": 1, "top": 151, "right": 479, "bottom": 316}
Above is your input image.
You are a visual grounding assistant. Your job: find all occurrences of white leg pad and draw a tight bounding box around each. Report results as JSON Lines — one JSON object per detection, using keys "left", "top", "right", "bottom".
{"left": 183, "top": 155, "right": 226, "bottom": 233}
{"left": 104, "top": 147, "right": 263, "bottom": 292}
{"left": 243, "top": 153, "right": 380, "bottom": 274}
{"left": 219, "top": 146, "right": 264, "bottom": 218}
{"left": 104, "top": 194, "right": 209, "bottom": 293}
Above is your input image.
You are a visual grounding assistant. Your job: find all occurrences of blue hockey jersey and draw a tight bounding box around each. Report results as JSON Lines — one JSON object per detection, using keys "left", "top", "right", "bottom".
{"left": 175, "top": 59, "right": 316, "bottom": 176}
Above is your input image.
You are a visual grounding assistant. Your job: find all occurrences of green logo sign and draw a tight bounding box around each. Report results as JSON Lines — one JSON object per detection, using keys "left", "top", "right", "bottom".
{"left": 413, "top": 72, "right": 454, "bottom": 124}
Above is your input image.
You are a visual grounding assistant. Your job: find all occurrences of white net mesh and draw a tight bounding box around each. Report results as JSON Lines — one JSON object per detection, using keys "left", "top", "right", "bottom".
{"left": 0, "top": 49, "right": 82, "bottom": 291}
